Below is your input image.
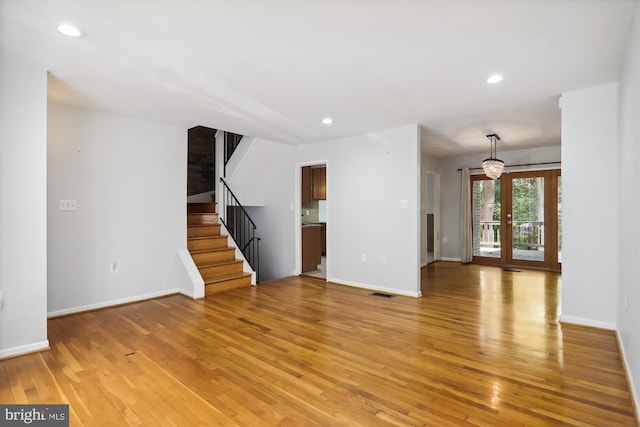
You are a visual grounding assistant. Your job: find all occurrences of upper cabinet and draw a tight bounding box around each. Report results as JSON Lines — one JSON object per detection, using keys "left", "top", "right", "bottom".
{"left": 312, "top": 167, "right": 326, "bottom": 200}
{"left": 302, "top": 166, "right": 312, "bottom": 204}
{"left": 302, "top": 166, "right": 326, "bottom": 203}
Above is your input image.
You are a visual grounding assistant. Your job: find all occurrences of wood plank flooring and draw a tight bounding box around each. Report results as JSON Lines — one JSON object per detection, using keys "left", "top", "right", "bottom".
{"left": 1, "top": 262, "right": 636, "bottom": 426}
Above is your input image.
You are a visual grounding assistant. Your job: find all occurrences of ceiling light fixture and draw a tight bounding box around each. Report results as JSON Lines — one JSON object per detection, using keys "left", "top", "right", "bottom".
{"left": 57, "top": 24, "right": 84, "bottom": 37}
{"left": 322, "top": 117, "right": 333, "bottom": 125}
{"left": 487, "top": 74, "right": 504, "bottom": 84}
{"left": 482, "top": 134, "right": 504, "bottom": 179}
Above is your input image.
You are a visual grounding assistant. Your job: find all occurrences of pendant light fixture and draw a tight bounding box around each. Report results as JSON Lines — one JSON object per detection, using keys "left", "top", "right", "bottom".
{"left": 482, "top": 133, "right": 504, "bottom": 179}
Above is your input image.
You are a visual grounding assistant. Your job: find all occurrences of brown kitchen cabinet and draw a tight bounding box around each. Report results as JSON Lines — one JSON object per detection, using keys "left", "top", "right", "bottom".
{"left": 321, "top": 223, "right": 326, "bottom": 255}
{"left": 301, "top": 166, "right": 312, "bottom": 204}
{"left": 312, "top": 167, "right": 326, "bottom": 200}
{"left": 302, "top": 225, "right": 322, "bottom": 272}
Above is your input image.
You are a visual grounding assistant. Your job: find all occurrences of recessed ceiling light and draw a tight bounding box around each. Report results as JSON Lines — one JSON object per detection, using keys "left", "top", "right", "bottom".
{"left": 487, "top": 74, "right": 504, "bottom": 84}
{"left": 322, "top": 117, "right": 333, "bottom": 125}
{"left": 57, "top": 24, "right": 84, "bottom": 37}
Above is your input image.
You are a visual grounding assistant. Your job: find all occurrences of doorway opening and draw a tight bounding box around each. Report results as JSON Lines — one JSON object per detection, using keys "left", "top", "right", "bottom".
{"left": 299, "top": 162, "right": 328, "bottom": 279}
{"left": 423, "top": 170, "right": 440, "bottom": 266}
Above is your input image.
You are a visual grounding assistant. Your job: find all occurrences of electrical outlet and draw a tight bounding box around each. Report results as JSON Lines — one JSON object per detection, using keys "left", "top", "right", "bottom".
{"left": 443, "top": 237, "right": 448, "bottom": 244}
{"left": 110, "top": 260, "right": 119, "bottom": 274}
{"left": 399, "top": 200, "right": 408, "bottom": 209}
{"left": 59, "top": 199, "right": 77, "bottom": 211}
{"left": 381, "top": 255, "right": 387, "bottom": 265}
{"left": 0, "top": 290, "right": 4, "bottom": 308}
{"left": 361, "top": 254, "right": 367, "bottom": 263}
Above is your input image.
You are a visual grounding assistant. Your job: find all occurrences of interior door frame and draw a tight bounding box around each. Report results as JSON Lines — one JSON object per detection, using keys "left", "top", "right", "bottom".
{"left": 471, "top": 169, "right": 561, "bottom": 272}
{"left": 294, "top": 160, "right": 329, "bottom": 278}
{"left": 423, "top": 170, "right": 440, "bottom": 265}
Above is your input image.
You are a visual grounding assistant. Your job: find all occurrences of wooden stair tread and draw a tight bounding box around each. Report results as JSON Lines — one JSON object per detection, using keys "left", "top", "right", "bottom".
{"left": 197, "top": 259, "right": 242, "bottom": 268}
{"left": 204, "top": 272, "right": 252, "bottom": 285}
{"left": 186, "top": 203, "right": 251, "bottom": 295}
{"left": 187, "top": 235, "right": 226, "bottom": 241}
{"left": 189, "top": 247, "right": 234, "bottom": 255}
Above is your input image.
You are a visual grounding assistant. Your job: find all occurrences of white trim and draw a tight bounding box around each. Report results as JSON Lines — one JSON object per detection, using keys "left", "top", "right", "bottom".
{"left": 179, "top": 288, "right": 195, "bottom": 298}
{"left": 328, "top": 277, "right": 422, "bottom": 298}
{"left": 294, "top": 160, "right": 329, "bottom": 277}
{"left": 616, "top": 331, "right": 640, "bottom": 420}
{"left": 559, "top": 315, "right": 616, "bottom": 330}
{"left": 440, "top": 257, "right": 463, "bottom": 262}
{"left": 47, "top": 289, "right": 180, "bottom": 318}
{"left": 178, "top": 249, "right": 205, "bottom": 298}
{"left": 0, "top": 340, "right": 49, "bottom": 359}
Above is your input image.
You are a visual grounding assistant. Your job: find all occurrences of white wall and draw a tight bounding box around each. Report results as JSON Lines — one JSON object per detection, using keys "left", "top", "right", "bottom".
{"left": 435, "top": 145, "right": 561, "bottom": 261}
{"left": 617, "top": 0, "right": 640, "bottom": 411}
{"left": 298, "top": 125, "right": 421, "bottom": 296}
{"left": 561, "top": 83, "right": 618, "bottom": 329}
{"left": 240, "top": 139, "right": 297, "bottom": 281}
{"left": 47, "top": 103, "right": 188, "bottom": 315}
{"left": 232, "top": 125, "right": 421, "bottom": 296}
{"left": 0, "top": 49, "right": 49, "bottom": 358}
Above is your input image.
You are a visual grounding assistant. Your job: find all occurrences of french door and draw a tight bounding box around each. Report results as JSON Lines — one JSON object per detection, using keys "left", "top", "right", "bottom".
{"left": 471, "top": 170, "right": 561, "bottom": 271}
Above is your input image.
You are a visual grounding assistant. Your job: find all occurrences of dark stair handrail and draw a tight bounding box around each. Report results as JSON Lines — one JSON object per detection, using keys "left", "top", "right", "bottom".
{"left": 219, "top": 177, "right": 260, "bottom": 282}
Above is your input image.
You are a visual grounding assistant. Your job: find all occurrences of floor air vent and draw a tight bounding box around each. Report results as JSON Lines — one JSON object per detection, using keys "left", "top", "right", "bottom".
{"left": 370, "top": 292, "right": 395, "bottom": 298}
{"left": 503, "top": 268, "right": 522, "bottom": 272}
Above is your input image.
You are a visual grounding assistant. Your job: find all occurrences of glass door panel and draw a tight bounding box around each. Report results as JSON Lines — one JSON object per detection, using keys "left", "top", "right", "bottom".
{"left": 472, "top": 179, "right": 501, "bottom": 258}
{"left": 510, "top": 177, "right": 545, "bottom": 262}
{"left": 471, "top": 169, "right": 560, "bottom": 271}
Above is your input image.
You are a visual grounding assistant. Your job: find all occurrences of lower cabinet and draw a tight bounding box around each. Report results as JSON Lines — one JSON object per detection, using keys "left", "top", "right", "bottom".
{"left": 302, "top": 226, "right": 322, "bottom": 272}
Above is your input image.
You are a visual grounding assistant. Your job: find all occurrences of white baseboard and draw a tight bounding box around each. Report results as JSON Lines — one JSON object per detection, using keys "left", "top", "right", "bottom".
{"left": 178, "top": 288, "right": 194, "bottom": 298}
{"left": 327, "top": 277, "right": 421, "bottom": 298}
{"left": 559, "top": 315, "right": 616, "bottom": 330}
{"left": 616, "top": 331, "right": 639, "bottom": 420}
{"left": 0, "top": 340, "right": 49, "bottom": 359}
{"left": 439, "top": 257, "right": 463, "bottom": 262}
{"left": 47, "top": 288, "right": 181, "bottom": 318}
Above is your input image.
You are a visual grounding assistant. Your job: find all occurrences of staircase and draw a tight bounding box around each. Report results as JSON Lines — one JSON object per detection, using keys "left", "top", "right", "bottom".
{"left": 187, "top": 202, "right": 252, "bottom": 294}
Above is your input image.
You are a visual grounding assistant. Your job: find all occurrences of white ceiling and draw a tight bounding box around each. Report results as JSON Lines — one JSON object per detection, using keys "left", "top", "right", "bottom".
{"left": 0, "top": 0, "right": 635, "bottom": 157}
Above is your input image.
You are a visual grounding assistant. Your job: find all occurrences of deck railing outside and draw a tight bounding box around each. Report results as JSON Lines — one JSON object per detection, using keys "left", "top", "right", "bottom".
{"left": 479, "top": 220, "right": 544, "bottom": 250}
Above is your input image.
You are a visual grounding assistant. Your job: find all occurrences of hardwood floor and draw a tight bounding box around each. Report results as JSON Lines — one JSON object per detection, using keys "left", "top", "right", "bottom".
{"left": 1, "top": 262, "right": 636, "bottom": 426}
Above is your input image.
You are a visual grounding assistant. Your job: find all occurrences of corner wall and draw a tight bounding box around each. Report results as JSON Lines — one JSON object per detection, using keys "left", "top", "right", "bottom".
{"left": 561, "top": 83, "right": 618, "bottom": 329}
{"left": 0, "top": 49, "right": 49, "bottom": 357}
{"left": 47, "top": 103, "right": 188, "bottom": 315}
{"left": 297, "top": 124, "right": 421, "bottom": 296}
{"left": 617, "top": 0, "right": 640, "bottom": 412}
{"left": 233, "top": 125, "right": 421, "bottom": 296}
